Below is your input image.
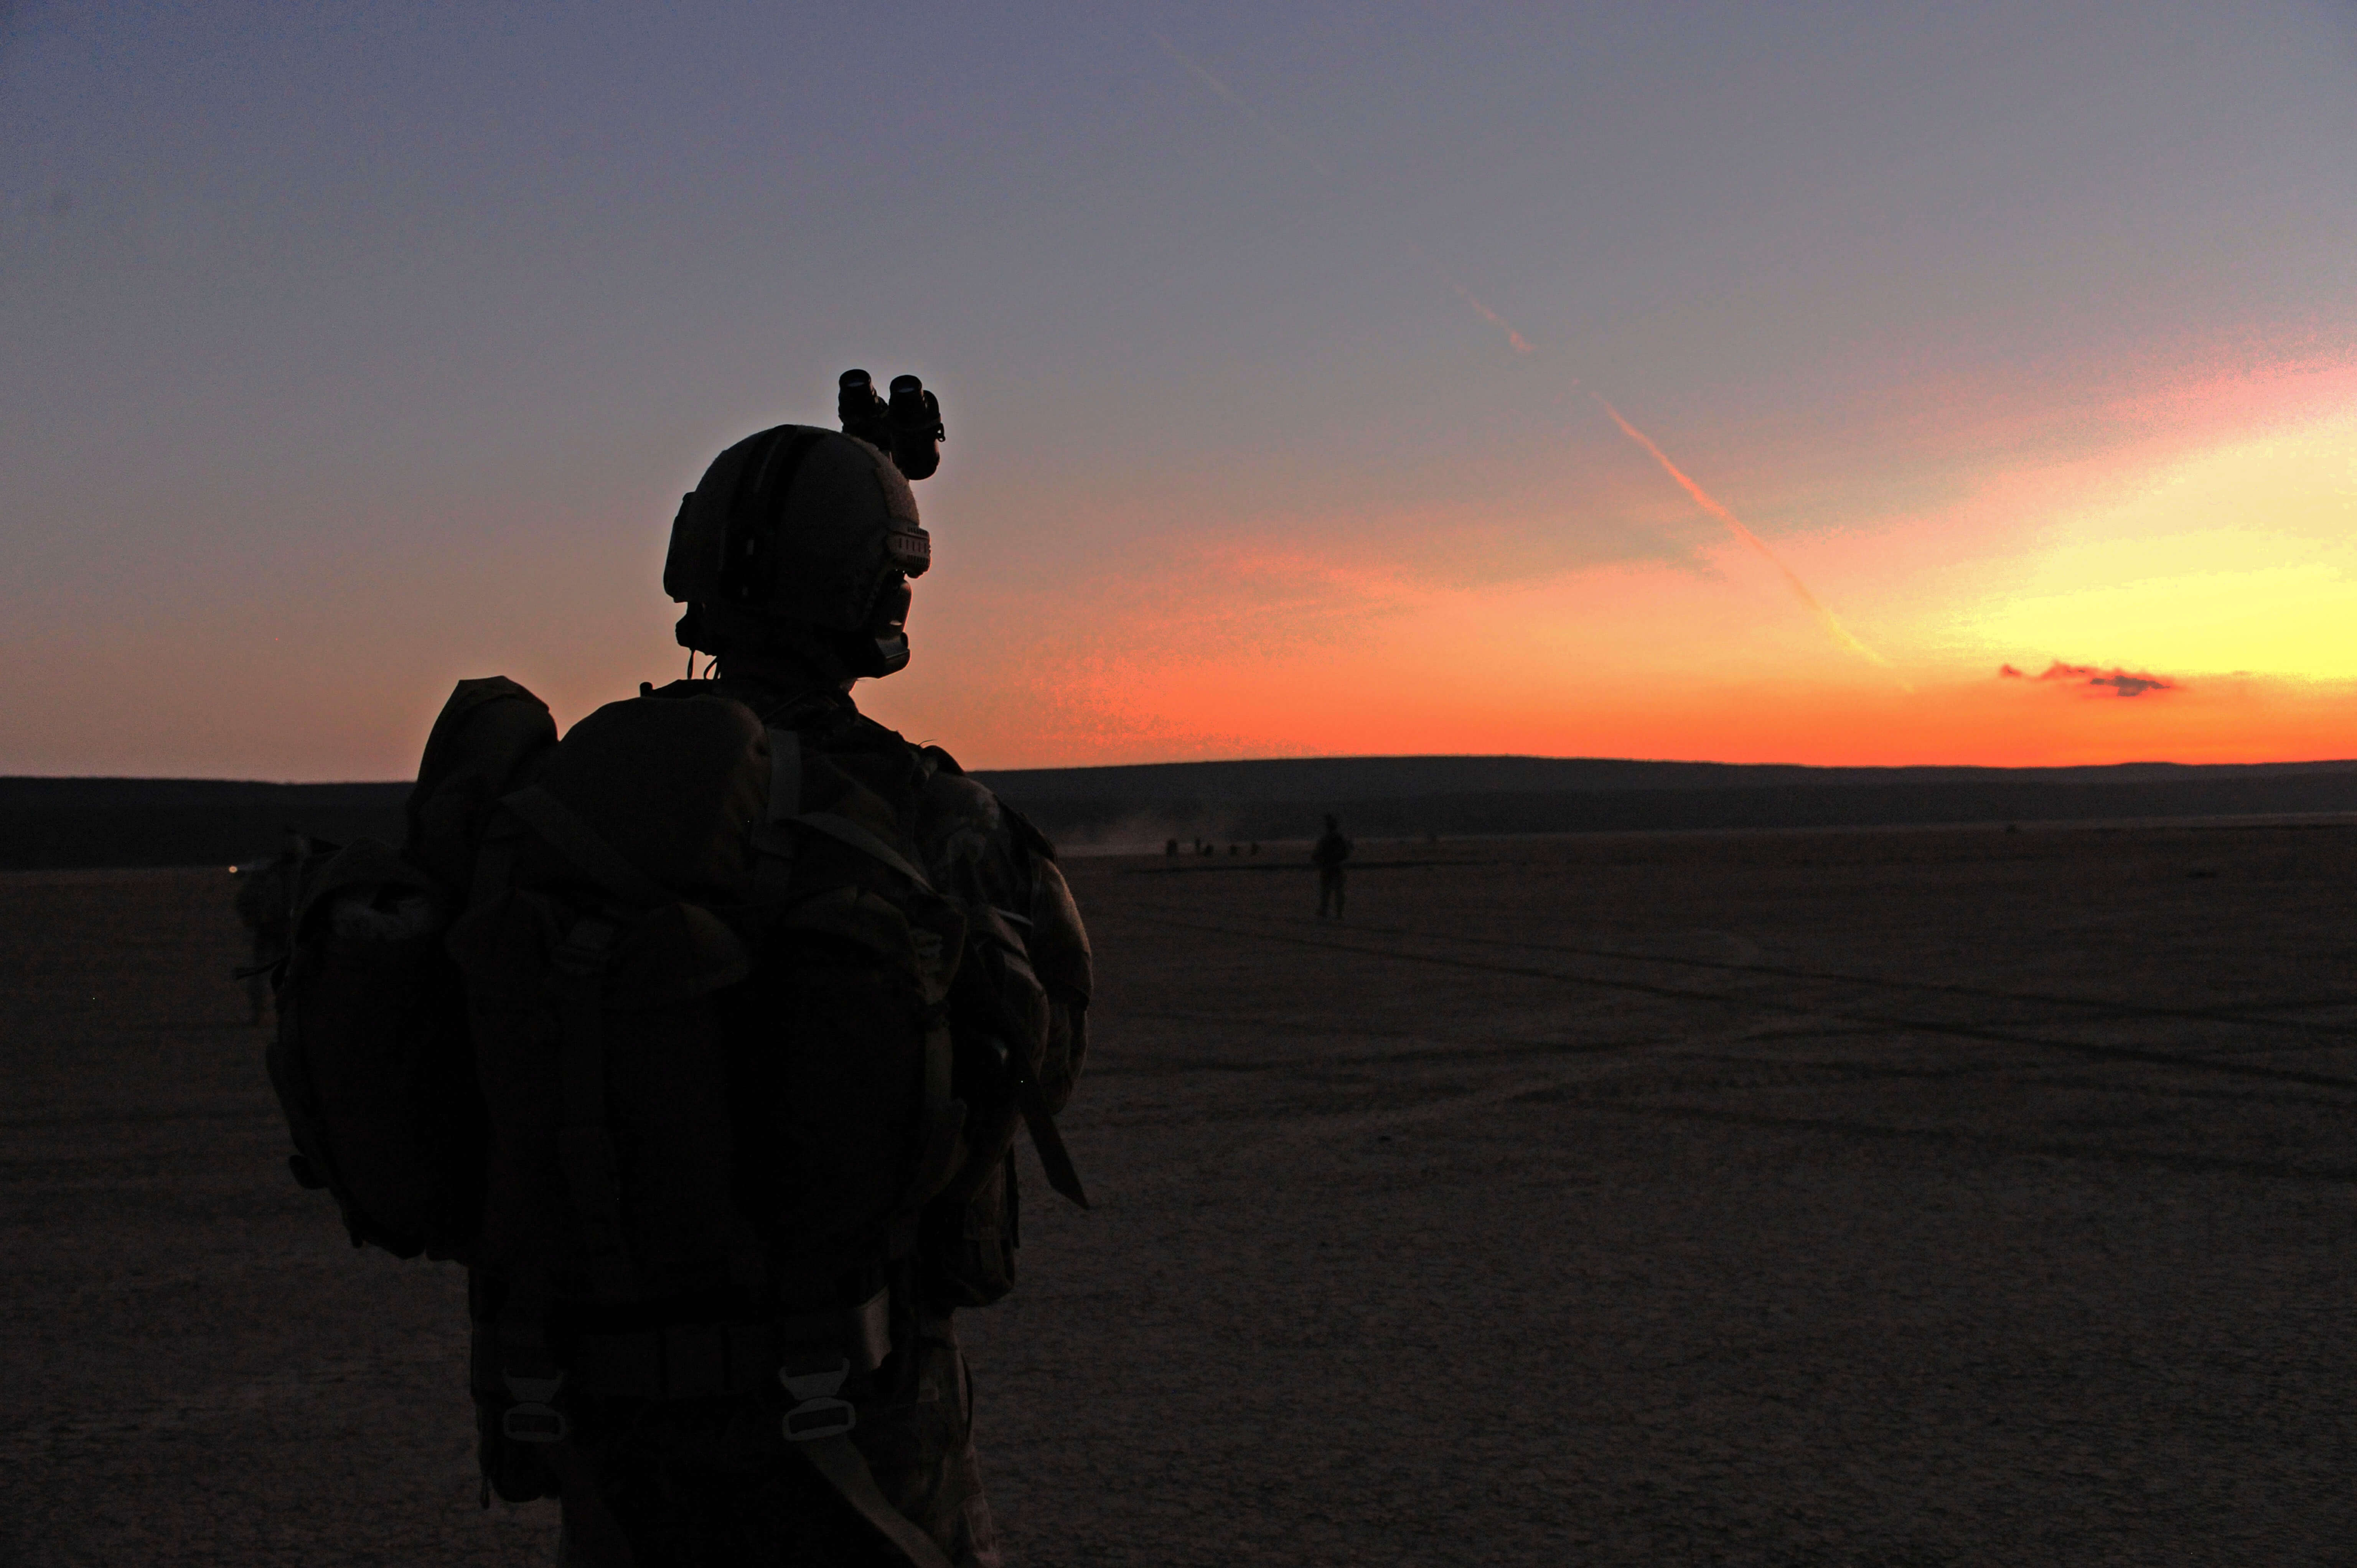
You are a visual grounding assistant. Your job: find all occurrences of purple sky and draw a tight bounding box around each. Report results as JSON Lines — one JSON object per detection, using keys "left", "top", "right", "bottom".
{"left": 7, "top": 3, "right": 2355, "bottom": 776}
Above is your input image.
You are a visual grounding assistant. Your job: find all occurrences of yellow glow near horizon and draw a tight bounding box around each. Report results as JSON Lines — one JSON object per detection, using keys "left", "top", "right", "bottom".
{"left": 1958, "top": 410, "right": 2357, "bottom": 680}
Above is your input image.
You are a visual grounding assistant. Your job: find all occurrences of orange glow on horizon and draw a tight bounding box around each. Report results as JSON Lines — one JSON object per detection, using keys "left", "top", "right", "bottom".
{"left": 860, "top": 383, "right": 2357, "bottom": 773}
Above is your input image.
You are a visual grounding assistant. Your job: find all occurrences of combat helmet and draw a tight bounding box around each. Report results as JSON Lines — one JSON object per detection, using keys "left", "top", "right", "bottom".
{"left": 663, "top": 425, "right": 932, "bottom": 678}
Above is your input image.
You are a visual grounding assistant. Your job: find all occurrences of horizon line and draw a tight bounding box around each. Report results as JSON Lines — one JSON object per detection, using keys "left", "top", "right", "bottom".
{"left": 11, "top": 752, "right": 2357, "bottom": 787}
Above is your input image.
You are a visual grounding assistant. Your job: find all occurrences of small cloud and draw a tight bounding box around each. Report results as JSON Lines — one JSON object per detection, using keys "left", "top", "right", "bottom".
{"left": 2004, "top": 659, "right": 2179, "bottom": 697}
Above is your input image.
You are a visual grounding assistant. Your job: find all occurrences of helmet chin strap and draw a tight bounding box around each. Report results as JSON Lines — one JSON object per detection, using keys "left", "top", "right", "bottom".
{"left": 820, "top": 624, "right": 907, "bottom": 679}
{"left": 710, "top": 646, "right": 854, "bottom": 707}
{"left": 682, "top": 573, "right": 913, "bottom": 683}
{"left": 855, "top": 575, "right": 913, "bottom": 678}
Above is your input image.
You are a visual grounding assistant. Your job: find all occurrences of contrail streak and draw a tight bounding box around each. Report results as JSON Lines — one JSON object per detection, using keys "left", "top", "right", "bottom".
{"left": 1149, "top": 32, "right": 1333, "bottom": 179}
{"left": 1451, "top": 283, "right": 1535, "bottom": 354}
{"left": 1594, "top": 395, "right": 1899, "bottom": 674}
{"left": 1143, "top": 26, "right": 1901, "bottom": 683}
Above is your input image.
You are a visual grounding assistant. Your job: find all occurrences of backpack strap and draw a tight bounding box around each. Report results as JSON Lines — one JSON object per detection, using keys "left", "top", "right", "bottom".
{"left": 954, "top": 930, "right": 1090, "bottom": 1212}
{"left": 781, "top": 1311, "right": 959, "bottom": 1568}
{"left": 501, "top": 786, "right": 669, "bottom": 908}
{"left": 763, "top": 727, "right": 937, "bottom": 891}
{"left": 547, "top": 912, "right": 636, "bottom": 1298}
{"left": 763, "top": 725, "right": 969, "bottom": 1236}
{"left": 796, "top": 812, "right": 934, "bottom": 890}
{"left": 564, "top": 1286, "right": 893, "bottom": 1401}
{"left": 496, "top": 786, "right": 661, "bottom": 1298}
{"left": 553, "top": 1283, "right": 952, "bottom": 1568}
{"left": 1011, "top": 1062, "right": 1088, "bottom": 1210}
{"left": 486, "top": 1265, "right": 575, "bottom": 1450}
{"left": 768, "top": 726, "right": 803, "bottom": 818}
{"left": 795, "top": 1433, "right": 956, "bottom": 1568}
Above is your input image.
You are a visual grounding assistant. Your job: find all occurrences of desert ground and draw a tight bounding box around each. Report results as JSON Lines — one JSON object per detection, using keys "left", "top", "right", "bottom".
{"left": 6, "top": 820, "right": 2356, "bottom": 1566}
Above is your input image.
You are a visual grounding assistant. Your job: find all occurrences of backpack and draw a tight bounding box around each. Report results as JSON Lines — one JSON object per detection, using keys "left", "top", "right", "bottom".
{"left": 265, "top": 677, "right": 553, "bottom": 1260}
{"left": 264, "top": 675, "right": 1080, "bottom": 1522}
{"left": 265, "top": 834, "right": 483, "bottom": 1258}
{"left": 448, "top": 684, "right": 980, "bottom": 1306}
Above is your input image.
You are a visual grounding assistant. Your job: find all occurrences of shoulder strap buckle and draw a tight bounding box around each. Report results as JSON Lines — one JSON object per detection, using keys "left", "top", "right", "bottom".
{"left": 779, "top": 1357, "right": 857, "bottom": 1441}
{"left": 499, "top": 1372, "right": 570, "bottom": 1444}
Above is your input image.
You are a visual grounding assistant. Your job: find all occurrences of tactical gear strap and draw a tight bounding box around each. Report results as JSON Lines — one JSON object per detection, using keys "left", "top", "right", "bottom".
{"left": 845, "top": 1282, "right": 893, "bottom": 1370}
{"left": 778, "top": 1355, "right": 857, "bottom": 1440}
{"left": 496, "top": 786, "right": 664, "bottom": 1296}
{"left": 490, "top": 1268, "right": 564, "bottom": 1400}
{"left": 564, "top": 1287, "right": 893, "bottom": 1402}
{"left": 503, "top": 786, "right": 670, "bottom": 908}
{"left": 932, "top": 1070, "right": 1022, "bottom": 1212}
{"left": 551, "top": 1440, "right": 641, "bottom": 1568}
{"left": 753, "top": 726, "right": 805, "bottom": 894}
{"left": 501, "top": 1371, "right": 569, "bottom": 1444}
{"left": 763, "top": 723, "right": 935, "bottom": 888}
{"left": 766, "top": 727, "right": 804, "bottom": 823}
{"left": 954, "top": 932, "right": 1090, "bottom": 1211}
{"left": 550, "top": 914, "right": 636, "bottom": 1298}
{"left": 1012, "top": 1061, "right": 1089, "bottom": 1210}
{"left": 794, "top": 809, "right": 936, "bottom": 891}
{"left": 795, "top": 1433, "right": 956, "bottom": 1568}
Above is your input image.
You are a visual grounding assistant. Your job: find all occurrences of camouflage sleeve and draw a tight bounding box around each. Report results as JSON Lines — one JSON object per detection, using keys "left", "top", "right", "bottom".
{"left": 919, "top": 764, "right": 1091, "bottom": 1115}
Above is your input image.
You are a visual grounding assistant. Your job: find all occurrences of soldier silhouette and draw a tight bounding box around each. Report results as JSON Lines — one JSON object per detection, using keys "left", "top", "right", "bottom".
{"left": 269, "top": 410, "right": 1091, "bottom": 1568}
{"left": 1311, "top": 815, "right": 1352, "bottom": 918}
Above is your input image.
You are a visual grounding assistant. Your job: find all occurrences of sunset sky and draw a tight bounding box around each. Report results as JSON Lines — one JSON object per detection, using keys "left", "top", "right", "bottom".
{"left": 7, "top": 3, "right": 2355, "bottom": 778}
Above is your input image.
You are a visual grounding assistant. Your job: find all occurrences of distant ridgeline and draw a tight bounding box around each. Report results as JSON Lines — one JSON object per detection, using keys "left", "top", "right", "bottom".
{"left": 0, "top": 778, "right": 410, "bottom": 871}
{"left": 7, "top": 758, "right": 2357, "bottom": 868}
{"left": 969, "top": 756, "right": 2357, "bottom": 852}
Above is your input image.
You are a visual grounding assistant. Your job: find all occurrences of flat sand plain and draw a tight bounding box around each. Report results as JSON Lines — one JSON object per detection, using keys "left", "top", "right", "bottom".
{"left": 6, "top": 821, "right": 2356, "bottom": 1566}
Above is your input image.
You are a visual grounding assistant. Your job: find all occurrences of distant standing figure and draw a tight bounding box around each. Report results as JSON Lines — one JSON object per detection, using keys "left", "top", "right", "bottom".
{"left": 232, "top": 827, "right": 306, "bottom": 1024}
{"left": 1166, "top": 837, "right": 1179, "bottom": 857}
{"left": 1312, "top": 814, "right": 1353, "bottom": 918}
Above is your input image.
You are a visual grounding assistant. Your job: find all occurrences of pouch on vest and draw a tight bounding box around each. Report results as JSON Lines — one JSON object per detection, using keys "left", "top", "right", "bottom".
{"left": 262, "top": 676, "right": 556, "bottom": 1260}
{"left": 266, "top": 837, "right": 484, "bottom": 1259}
